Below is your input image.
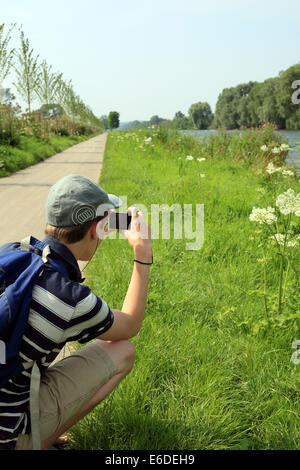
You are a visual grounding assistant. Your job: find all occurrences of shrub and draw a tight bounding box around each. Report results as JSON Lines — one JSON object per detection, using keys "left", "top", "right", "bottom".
{"left": 0, "top": 106, "right": 22, "bottom": 146}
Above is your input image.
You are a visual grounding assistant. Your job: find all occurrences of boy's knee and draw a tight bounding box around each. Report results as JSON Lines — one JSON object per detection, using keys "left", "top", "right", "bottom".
{"left": 121, "top": 340, "right": 136, "bottom": 375}
{"left": 95, "top": 338, "right": 135, "bottom": 376}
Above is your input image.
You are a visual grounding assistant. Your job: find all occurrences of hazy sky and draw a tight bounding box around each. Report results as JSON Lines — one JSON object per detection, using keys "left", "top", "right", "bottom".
{"left": 2, "top": 0, "right": 300, "bottom": 122}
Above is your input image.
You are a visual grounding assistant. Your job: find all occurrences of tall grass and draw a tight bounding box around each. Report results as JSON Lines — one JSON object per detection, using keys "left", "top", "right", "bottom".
{"left": 0, "top": 107, "right": 103, "bottom": 146}
{"left": 68, "top": 126, "right": 300, "bottom": 450}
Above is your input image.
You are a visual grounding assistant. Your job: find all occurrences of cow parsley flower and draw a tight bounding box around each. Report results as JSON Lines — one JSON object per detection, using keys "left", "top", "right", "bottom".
{"left": 261, "top": 145, "right": 268, "bottom": 152}
{"left": 197, "top": 158, "right": 206, "bottom": 162}
{"left": 272, "top": 147, "right": 281, "bottom": 154}
{"left": 282, "top": 169, "right": 294, "bottom": 177}
{"left": 249, "top": 206, "right": 278, "bottom": 225}
{"left": 186, "top": 155, "right": 194, "bottom": 161}
{"left": 280, "top": 143, "right": 292, "bottom": 151}
{"left": 269, "top": 233, "right": 300, "bottom": 247}
{"left": 266, "top": 162, "right": 281, "bottom": 174}
{"left": 275, "top": 188, "right": 300, "bottom": 216}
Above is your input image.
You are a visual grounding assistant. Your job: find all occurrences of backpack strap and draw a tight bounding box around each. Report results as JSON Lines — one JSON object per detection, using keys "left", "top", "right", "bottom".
{"left": 20, "top": 236, "right": 52, "bottom": 450}
{"left": 20, "top": 236, "right": 56, "bottom": 270}
{"left": 30, "top": 362, "right": 42, "bottom": 450}
{"left": 20, "top": 236, "right": 32, "bottom": 252}
{"left": 41, "top": 245, "right": 51, "bottom": 265}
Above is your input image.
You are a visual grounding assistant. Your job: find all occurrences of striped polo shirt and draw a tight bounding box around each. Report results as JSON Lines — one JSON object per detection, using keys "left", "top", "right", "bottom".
{"left": 0, "top": 235, "right": 114, "bottom": 450}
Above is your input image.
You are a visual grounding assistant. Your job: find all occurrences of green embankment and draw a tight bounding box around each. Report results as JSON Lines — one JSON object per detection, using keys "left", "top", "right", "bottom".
{"left": 0, "top": 132, "right": 103, "bottom": 178}
{"left": 69, "top": 127, "right": 300, "bottom": 450}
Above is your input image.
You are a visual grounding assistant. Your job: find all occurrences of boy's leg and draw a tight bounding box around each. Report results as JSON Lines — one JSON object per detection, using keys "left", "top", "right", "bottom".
{"left": 15, "top": 339, "right": 135, "bottom": 451}
{"left": 42, "top": 339, "right": 135, "bottom": 450}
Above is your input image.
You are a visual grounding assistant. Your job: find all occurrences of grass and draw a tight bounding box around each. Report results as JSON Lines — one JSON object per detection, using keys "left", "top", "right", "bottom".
{"left": 67, "top": 127, "right": 300, "bottom": 450}
{"left": 0, "top": 132, "right": 102, "bottom": 177}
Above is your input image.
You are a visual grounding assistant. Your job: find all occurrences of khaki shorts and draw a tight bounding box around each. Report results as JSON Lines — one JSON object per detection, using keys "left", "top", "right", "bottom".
{"left": 15, "top": 341, "right": 117, "bottom": 450}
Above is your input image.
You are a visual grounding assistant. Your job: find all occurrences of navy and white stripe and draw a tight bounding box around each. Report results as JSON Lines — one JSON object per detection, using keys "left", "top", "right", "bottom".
{"left": 0, "top": 236, "right": 114, "bottom": 450}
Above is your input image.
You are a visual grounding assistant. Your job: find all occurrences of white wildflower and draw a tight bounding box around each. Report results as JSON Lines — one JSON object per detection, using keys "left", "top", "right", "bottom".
{"left": 266, "top": 162, "right": 281, "bottom": 174}
{"left": 287, "top": 237, "right": 300, "bottom": 247}
{"left": 282, "top": 169, "right": 294, "bottom": 177}
{"left": 270, "top": 233, "right": 286, "bottom": 245}
{"left": 280, "top": 143, "right": 292, "bottom": 151}
{"left": 200, "top": 174, "right": 205, "bottom": 178}
{"left": 249, "top": 206, "right": 278, "bottom": 225}
{"left": 272, "top": 147, "right": 281, "bottom": 154}
{"left": 197, "top": 158, "right": 206, "bottom": 162}
{"left": 261, "top": 145, "right": 268, "bottom": 152}
{"left": 186, "top": 155, "right": 194, "bottom": 161}
{"left": 275, "top": 188, "right": 300, "bottom": 216}
{"left": 269, "top": 233, "right": 300, "bottom": 247}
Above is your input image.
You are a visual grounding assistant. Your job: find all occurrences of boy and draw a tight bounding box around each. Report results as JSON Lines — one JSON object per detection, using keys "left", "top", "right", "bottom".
{"left": 0, "top": 174, "right": 152, "bottom": 450}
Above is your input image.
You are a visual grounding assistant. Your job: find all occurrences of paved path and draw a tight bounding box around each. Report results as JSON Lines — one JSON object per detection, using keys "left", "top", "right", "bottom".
{"left": 0, "top": 132, "right": 108, "bottom": 363}
{"left": 0, "top": 132, "right": 107, "bottom": 246}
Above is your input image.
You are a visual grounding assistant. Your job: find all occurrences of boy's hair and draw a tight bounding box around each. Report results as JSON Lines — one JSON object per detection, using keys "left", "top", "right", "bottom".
{"left": 45, "top": 212, "right": 108, "bottom": 244}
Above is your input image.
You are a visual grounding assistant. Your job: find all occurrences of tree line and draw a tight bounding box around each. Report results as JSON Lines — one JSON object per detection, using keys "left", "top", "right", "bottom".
{"left": 116, "top": 62, "right": 300, "bottom": 131}
{"left": 213, "top": 62, "right": 300, "bottom": 130}
{"left": 0, "top": 23, "right": 102, "bottom": 127}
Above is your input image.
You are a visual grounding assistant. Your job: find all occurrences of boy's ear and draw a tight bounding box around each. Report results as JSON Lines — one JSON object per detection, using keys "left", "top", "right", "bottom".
{"left": 90, "top": 221, "right": 98, "bottom": 240}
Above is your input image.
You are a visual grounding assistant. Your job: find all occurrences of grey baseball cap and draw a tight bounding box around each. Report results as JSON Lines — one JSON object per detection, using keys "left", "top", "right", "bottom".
{"left": 46, "top": 174, "right": 122, "bottom": 227}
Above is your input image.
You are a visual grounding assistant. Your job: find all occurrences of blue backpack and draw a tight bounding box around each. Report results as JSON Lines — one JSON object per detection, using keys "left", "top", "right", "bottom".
{"left": 0, "top": 236, "right": 69, "bottom": 449}
{"left": 0, "top": 236, "right": 68, "bottom": 387}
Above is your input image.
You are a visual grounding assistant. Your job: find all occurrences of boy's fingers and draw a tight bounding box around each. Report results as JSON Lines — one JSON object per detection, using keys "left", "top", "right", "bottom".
{"left": 104, "top": 227, "right": 115, "bottom": 234}
{"left": 128, "top": 206, "right": 139, "bottom": 218}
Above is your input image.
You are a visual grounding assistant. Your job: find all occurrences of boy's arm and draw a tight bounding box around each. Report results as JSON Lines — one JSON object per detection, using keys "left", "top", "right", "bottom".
{"left": 97, "top": 208, "right": 152, "bottom": 341}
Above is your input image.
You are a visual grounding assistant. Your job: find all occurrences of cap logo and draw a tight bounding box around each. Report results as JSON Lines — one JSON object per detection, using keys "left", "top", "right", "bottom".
{"left": 72, "top": 205, "right": 96, "bottom": 225}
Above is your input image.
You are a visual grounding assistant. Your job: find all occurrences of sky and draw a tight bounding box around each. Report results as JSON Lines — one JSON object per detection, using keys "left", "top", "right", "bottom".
{"left": 1, "top": 0, "right": 300, "bottom": 122}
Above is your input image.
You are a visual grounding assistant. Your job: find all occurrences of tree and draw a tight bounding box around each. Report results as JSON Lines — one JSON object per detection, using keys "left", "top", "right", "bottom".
{"left": 174, "top": 111, "right": 185, "bottom": 120}
{"left": 38, "top": 103, "right": 65, "bottom": 118}
{"left": 0, "top": 23, "right": 16, "bottom": 91}
{"left": 119, "top": 120, "right": 149, "bottom": 130}
{"left": 172, "top": 111, "right": 193, "bottom": 129}
{"left": 99, "top": 115, "right": 108, "bottom": 129}
{"left": 286, "top": 106, "right": 300, "bottom": 130}
{"left": 13, "top": 30, "right": 41, "bottom": 112}
{"left": 247, "top": 78, "right": 283, "bottom": 128}
{"left": 188, "top": 102, "right": 214, "bottom": 129}
{"left": 1, "top": 87, "right": 19, "bottom": 110}
{"left": 214, "top": 82, "right": 257, "bottom": 129}
{"left": 36, "top": 60, "right": 62, "bottom": 111}
{"left": 54, "top": 76, "right": 69, "bottom": 110}
{"left": 276, "top": 62, "right": 300, "bottom": 129}
{"left": 149, "top": 115, "right": 164, "bottom": 126}
{"left": 59, "top": 81, "right": 80, "bottom": 120}
{"left": 108, "top": 111, "right": 120, "bottom": 130}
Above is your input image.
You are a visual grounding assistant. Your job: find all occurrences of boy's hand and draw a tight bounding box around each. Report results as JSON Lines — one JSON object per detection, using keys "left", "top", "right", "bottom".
{"left": 96, "top": 209, "right": 115, "bottom": 240}
{"left": 121, "top": 207, "right": 152, "bottom": 262}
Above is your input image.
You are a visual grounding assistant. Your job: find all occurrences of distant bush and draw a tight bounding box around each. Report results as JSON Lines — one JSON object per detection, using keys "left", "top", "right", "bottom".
{"left": 50, "top": 115, "right": 101, "bottom": 137}
{"left": 0, "top": 106, "right": 22, "bottom": 146}
{"left": 0, "top": 108, "right": 103, "bottom": 144}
